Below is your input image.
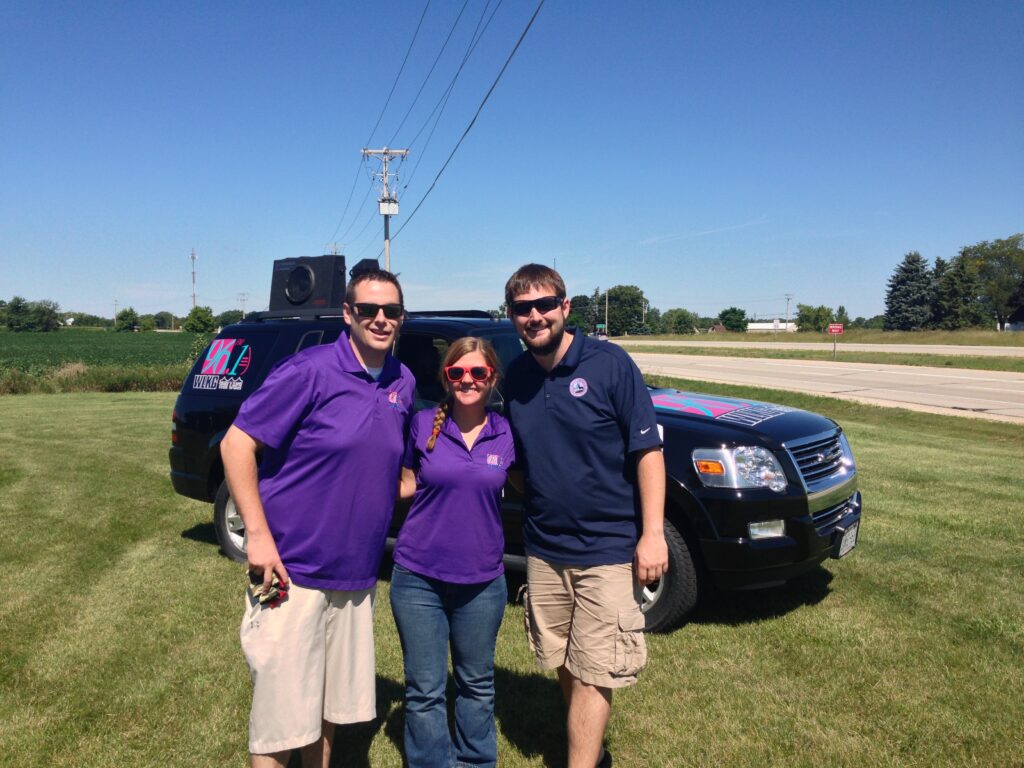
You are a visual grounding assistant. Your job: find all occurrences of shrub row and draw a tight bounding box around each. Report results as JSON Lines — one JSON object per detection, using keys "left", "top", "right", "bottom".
{"left": 0, "top": 363, "right": 189, "bottom": 395}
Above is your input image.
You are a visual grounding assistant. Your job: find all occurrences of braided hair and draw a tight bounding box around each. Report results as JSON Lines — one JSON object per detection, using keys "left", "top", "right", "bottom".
{"left": 425, "top": 399, "right": 450, "bottom": 452}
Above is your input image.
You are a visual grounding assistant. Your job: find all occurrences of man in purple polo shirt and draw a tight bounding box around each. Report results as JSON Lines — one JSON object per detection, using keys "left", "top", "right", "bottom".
{"left": 221, "top": 269, "right": 415, "bottom": 768}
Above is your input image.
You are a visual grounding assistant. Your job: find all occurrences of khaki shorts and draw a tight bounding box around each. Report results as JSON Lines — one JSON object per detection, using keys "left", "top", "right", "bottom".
{"left": 240, "top": 581, "right": 376, "bottom": 755}
{"left": 523, "top": 557, "right": 647, "bottom": 689}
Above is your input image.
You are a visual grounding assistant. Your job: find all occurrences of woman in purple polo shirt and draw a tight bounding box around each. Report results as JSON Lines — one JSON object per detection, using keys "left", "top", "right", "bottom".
{"left": 391, "top": 336, "right": 515, "bottom": 768}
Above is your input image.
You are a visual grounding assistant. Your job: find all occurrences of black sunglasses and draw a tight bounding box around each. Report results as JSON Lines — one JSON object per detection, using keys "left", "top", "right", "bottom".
{"left": 351, "top": 302, "right": 404, "bottom": 320}
{"left": 444, "top": 365, "right": 494, "bottom": 382}
{"left": 509, "top": 295, "right": 563, "bottom": 317}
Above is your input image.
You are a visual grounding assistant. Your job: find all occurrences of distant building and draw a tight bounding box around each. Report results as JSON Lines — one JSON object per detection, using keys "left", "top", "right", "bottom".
{"left": 1007, "top": 307, "right": 1024, "bottom": 332}
{"left": 746, "top": 320, "right": 797, "bottom": 333}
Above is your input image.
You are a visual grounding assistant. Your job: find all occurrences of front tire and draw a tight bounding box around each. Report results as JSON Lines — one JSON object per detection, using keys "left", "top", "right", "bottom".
{"left": 214, "top": 480, "right": 247, "bottom": 563}
{"left": 640, "top": 518, "right": 698, "bottom": 632}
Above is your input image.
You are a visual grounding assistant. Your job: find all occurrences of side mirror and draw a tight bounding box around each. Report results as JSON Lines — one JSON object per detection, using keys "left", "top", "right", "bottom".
{"left": 487, "top": 387, "right": 505, "bottom": 414}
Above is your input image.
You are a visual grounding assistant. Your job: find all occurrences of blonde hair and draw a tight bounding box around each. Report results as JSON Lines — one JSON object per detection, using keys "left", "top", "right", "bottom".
{"left": 425, "top": 337, "right": 501, "bottom": 452}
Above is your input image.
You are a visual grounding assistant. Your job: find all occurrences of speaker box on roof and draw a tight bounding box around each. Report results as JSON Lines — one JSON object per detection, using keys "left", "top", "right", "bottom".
{"left": 269, "top": 255, "right": 347, "bottom": 311}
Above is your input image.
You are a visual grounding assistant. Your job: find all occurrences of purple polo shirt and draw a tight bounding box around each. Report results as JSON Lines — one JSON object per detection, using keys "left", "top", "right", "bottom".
{"left": 394, "top": 409, "right": 515, "bottom": 584}
{"left": 232, "top": 331, "right": 415, "bottom": 591}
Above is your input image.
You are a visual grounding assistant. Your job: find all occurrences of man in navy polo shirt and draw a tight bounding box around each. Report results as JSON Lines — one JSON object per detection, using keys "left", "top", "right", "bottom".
{"left": 221, "top": 269, "right": 415, "bottom": 768}
{"left": 503, "top": 264, "right": 668, "bottom": 768}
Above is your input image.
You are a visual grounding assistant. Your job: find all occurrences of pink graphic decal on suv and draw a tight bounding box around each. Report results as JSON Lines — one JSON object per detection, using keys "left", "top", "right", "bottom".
{"left": 651, "top": 393, "right": 753, "bottom": 418}
{"left": 202, "top": 339, "right": 237, "bottom": 375}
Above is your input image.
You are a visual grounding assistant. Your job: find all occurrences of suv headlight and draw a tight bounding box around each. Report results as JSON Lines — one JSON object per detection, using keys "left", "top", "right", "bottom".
{"left": 838, "top": 432, "right": 856, "bottom": 473}
{"left": 692, "top": 446, "right": 789, "bottom": 492}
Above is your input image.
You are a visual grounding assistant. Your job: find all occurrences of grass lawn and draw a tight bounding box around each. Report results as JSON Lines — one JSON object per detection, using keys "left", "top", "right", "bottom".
{"left": 1, "top": 390, "right": 1021, "bottom": 767}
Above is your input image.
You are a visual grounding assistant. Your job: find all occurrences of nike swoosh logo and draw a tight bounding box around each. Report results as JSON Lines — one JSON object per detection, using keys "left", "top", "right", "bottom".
{"left": 640, "top": 427, "right": 651, "bottom": 435}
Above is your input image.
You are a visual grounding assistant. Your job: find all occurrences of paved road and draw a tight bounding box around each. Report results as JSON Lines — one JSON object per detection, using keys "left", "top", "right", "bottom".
{"left": 629, "top": 352, "right": 1024, "bottom": 423}
{"left": 614, "top": 339, "right": 1024, "bottom": 357}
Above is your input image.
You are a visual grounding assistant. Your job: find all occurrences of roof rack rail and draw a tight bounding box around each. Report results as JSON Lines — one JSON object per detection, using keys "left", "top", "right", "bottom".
{"left": 406, "top": 310, "right": 495, "bottom": 319}
{"left": 242, "top": 309, "right": 347, "bottom": 322}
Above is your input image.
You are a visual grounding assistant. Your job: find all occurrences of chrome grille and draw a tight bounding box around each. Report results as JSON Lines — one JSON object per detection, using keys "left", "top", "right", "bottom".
{"left": 787, "top": 432, "right": 845, "bottom": 486}
{"left": 812, "top": 496, "right": 854, "bottom": 536}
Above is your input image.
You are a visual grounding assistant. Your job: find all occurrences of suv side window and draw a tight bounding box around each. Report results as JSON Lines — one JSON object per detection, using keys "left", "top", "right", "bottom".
{"left": 395, "top": 333, "right": 449, "bottom": 408}
{"left": 295, "top": 330, "right": 324, "bottom": 352}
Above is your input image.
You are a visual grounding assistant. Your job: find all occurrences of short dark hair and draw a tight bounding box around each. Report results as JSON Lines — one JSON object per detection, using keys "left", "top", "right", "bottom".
{"left": 345, "top": 269, "right": 405, "bottom": 307}
{"left": 504, "top": 263, "right": 566, "bottom": 308}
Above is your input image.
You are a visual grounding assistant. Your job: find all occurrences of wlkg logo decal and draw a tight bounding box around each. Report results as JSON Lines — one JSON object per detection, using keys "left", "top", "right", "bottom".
{"left": 193, "top": 339, "right": 252, "bottom": 391}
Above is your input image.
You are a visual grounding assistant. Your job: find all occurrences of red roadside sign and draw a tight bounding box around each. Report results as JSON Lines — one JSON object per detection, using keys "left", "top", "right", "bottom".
{"left": 828, "top": 323, "right": 844, "bottom": 335}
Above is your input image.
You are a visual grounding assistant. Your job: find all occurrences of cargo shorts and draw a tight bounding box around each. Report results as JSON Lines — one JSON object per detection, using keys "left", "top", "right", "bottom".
{"left": 522, "top": 557, "right": 647, "bottom": 688}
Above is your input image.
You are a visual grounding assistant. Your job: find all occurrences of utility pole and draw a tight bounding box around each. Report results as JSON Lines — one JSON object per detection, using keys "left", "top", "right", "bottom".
{"left": 605, "top": 290, "right": 609, "bottom": 336}
{"left": 190, "top": 248, "right": 198, "bottom": 309}
{"left": 362, "top": 147, "right": 409, "bottom": 272}
{"left": 238, "top": 292, "right": 249, "bottom": 316}
{"left": 113, "top": 299, "right": 118, "bottom": 327}
{"left": 785, "top": 293, "right": 793, "bottom": 331}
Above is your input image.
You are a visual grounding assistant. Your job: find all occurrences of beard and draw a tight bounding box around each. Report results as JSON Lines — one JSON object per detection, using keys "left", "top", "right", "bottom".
{"left": 524, "top": 322, "right": 565, "bottom": 357}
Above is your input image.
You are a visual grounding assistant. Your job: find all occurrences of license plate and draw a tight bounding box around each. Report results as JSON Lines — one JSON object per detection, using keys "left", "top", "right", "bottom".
{"left": 836, "top": 522, "right": 859, "bottom": 558}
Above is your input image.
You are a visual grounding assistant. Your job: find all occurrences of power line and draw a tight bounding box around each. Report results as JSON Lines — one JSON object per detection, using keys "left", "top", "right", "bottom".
{"left": 401, "top": 0, "right": 503, "bottom": 191}
{"left": 385, "top": 0, "right": 545, "bottom": 249}
{"left": 368, "top": 0, "right": 432, "bottom": 146}
{"left": 325, "top": 164, "right": 365, "bottom": 249}
{"left": 326, "top": 1, "right": 430, "bottom": 249}
{"left": 387, "top": 0, "right": 472, "bottom": 146}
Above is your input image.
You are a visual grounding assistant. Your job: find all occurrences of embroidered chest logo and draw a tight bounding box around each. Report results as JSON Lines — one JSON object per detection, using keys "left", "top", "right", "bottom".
{"left": 486, "top": 454, "right": 503, "bottom": 468}
{"left": 387, "top": 390, "right": 404, "bottom": 410}
{"left": 569, "top": 378, "right": 588, "bottom": 398}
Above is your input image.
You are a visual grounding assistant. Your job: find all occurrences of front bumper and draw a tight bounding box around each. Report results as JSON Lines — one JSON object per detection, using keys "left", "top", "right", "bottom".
{"left": 701, "top": 489, "right": 862, "bottom": 590}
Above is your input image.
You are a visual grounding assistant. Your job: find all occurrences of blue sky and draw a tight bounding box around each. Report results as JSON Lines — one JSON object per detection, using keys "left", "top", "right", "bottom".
{"left": 2, "top": 0, "right": 1021, "bottom": 320}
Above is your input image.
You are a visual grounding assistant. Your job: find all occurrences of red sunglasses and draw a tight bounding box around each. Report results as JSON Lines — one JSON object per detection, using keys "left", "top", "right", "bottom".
{"left": 444, "top": 365, "right": 494, "bottom": 383}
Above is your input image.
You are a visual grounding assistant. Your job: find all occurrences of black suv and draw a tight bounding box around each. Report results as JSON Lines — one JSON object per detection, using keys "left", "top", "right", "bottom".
{"left": 170, "top": 311, "right": 861, "bottom": 632}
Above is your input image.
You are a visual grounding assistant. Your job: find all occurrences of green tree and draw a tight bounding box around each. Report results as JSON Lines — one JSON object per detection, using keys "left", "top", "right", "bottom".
{"left": 605, "top": 285, "right": 646, "bottom": 336}
{"left": 65, "top": 312, "right": 112, "bottom": 328}
{"left": 884, "top": 251, "right": 933, "bottom": 331}
{"left": 216, "top": 310, "right": 243, "bottom": 327}
{"left": 661, "top": 308, "right": 698, "bottom": 334}
{"left": 182, "top": 305, "right": 216, "bottom": 333}
{"left": 138, "top": 314, "right": 157, "bottom": 332}
{"left": 154, "top": 311, "right": 176, "bottom": 330}
{"left": 962, "top": 234, "right": 1024, "bottom": 330}
{"left": 717, "top": 306, "right": 747, "bottom": 332}
{"left": 932, "top": 254, "right": 989, "bottom": 329}
{"left": 567, "top": 293, "right": 594, "bottom": 333}
{"left": 27, "top": 300, "right": 62, "bottom": 332}
{"left": 834, "top": 305, "right": 851, "bottom": 326}
{"left": 115, "top": 307, "right": 140, "bottom": 332}
{"left": 6, "top": 296, "right": 30, "bottom": 331}
{"left": 0, "top": 299, "right": 7, "bottom": 327}
{"left": 795, "top": 304, "right": 835, "bottom": 332}
{"left": 645, "top": 306, "right": 663, "bottom": 334}
{"left": 864, "top": 314, "right": 885, "bottom": 329}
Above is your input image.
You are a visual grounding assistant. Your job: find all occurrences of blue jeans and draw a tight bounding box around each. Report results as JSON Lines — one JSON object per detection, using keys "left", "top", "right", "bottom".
{"left": 389, "top": 564, "right": 507, "bottom": 768}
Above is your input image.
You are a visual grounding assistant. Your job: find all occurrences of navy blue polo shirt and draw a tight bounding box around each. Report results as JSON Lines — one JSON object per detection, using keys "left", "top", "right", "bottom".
{"left": 504, "top": 331, "right": 662, "bottom": 566}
